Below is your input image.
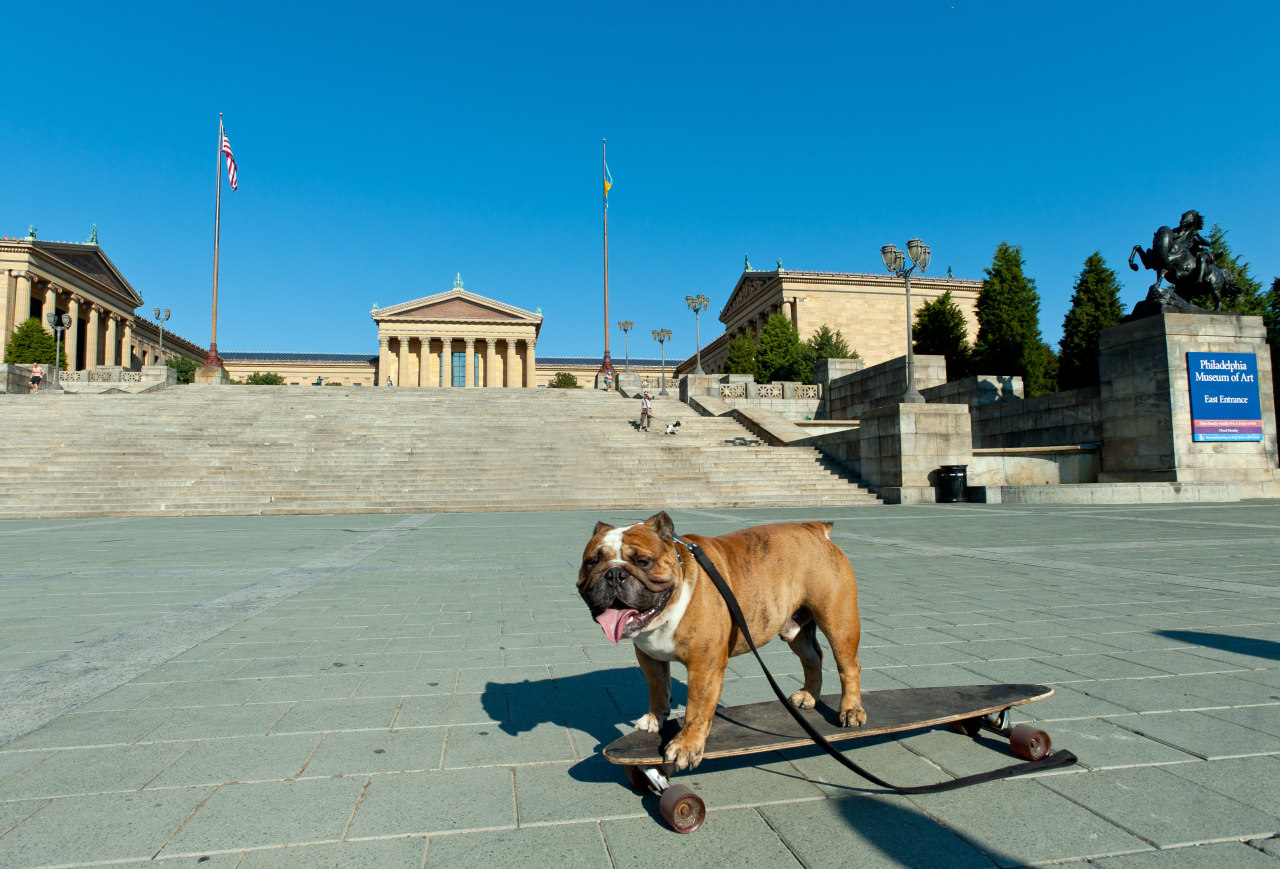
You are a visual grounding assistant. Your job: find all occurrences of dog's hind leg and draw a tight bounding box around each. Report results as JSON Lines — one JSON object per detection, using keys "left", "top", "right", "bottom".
{"left": 785, "top": 616, "right": 823, "bottom": 710}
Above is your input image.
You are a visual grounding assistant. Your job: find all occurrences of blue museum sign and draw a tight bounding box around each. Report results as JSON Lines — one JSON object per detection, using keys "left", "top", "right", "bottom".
{"left": 1187, "top": 352, "right": 1263, "bottom": 442}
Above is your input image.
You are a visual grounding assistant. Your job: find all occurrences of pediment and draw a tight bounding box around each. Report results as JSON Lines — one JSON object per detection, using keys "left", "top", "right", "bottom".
{"left": 721, "top": 272, "right": 774, "bottom": 323}
{"left": 32, "top": 242, "right": 144, "bottom": 308}
{"left": 374, "top": 289, "right": 541, "bottom": 325}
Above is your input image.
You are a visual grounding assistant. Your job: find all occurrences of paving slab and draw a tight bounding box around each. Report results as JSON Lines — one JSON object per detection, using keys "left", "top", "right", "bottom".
{"left": 2, "top": 503, "right": 1280, "bottom": 867}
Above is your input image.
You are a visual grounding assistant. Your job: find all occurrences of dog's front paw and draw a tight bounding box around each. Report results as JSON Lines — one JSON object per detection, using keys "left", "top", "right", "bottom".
{"left": 839, "top": 703, "right": 867, "bottom": 727}
{"left": 634, "top": 712, "right": 666, "bottom": 733}
{"left": 662, "top": 732, "right": 706, "bottom": 770}
{"left": 788, "top": 689, "right": 816, "bottom": 710}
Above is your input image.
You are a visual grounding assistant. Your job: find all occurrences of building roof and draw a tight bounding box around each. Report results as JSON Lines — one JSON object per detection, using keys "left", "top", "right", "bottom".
{"left": 220, "top": 352, "right": 378, "bottom": 364}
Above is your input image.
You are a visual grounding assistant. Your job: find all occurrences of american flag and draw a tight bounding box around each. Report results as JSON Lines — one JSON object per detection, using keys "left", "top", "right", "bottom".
{"left": 220, "top": 121, "right": 238, "bottom": 191}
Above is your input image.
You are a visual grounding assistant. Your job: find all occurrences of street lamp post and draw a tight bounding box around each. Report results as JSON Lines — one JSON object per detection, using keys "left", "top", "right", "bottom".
{"left": 685, "top": 294, "right": 709, "bottom": 375}
{"left": 46, "top": 312, "right": 71, "bottom": 389}
{"left": 153, "top": 307, "right": 171, "bottom": 363}
{"left": 880, "top": 238, "right": 931, "bottom": 404}
{"left": 617, "top": 320, "right": 634, "bottom": 372}
{"left": 652, "top": 328, "right": 672, "bottom": 396}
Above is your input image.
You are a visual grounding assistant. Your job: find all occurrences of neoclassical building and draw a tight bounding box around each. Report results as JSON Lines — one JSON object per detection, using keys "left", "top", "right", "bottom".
{"left": 371, "top": 277, "right": 542, "bottom": 387}
{"left": 678, "top": 261, "right": 982, "bottom": 375}
{"left": 1, "top": 232, "right": 205, "bottom": 368}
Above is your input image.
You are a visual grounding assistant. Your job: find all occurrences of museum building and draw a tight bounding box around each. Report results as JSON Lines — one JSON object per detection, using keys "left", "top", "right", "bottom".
{"left": 1, "top": 233, "right": 206, "bottom": 369}
{"left": 677, "top": 260, "right": 982, "bottom": 376}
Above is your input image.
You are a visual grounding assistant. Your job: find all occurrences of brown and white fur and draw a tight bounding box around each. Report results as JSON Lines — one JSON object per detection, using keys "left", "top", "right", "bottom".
{"left": 577, "top": 511, "right": 864, "bottom": 769}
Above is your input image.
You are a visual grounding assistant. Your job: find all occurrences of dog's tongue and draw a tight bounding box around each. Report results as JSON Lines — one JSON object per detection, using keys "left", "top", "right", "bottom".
{"left": 594, "top": 608, "right": 638, "bottom": 643}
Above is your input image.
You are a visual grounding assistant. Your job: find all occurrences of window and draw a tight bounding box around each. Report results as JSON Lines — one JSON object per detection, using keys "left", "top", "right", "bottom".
{"left": 452, "top": 352, "right": 465, "bottom": 387}
{"left": 474, "top": 352, "right": 481, "bottom": 387}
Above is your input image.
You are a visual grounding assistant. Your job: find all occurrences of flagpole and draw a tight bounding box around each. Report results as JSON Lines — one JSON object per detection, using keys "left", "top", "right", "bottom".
{"left": 599, "top": 138, "right": 614, "bottom": 377}
{"left": 205, "top": 113, "right": 225, "bottom": 367}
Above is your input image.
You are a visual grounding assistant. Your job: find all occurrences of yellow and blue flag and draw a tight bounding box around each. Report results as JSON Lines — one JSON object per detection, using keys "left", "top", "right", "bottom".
{"left": 604, "top": 162, "right": 613, "bottom": 208}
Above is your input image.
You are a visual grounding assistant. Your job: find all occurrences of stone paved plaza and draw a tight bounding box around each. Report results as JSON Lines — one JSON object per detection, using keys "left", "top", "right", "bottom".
{"left": 2, "top": 503, "right": 1280, "bottom": 867}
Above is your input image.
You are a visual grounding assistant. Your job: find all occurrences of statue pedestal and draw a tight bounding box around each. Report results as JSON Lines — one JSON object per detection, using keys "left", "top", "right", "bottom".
{"left": 196, "top": 364, "right": 228, "bottom": 385}
{"left": 1098, "top": 313, "right": 1279, "bottom": 484}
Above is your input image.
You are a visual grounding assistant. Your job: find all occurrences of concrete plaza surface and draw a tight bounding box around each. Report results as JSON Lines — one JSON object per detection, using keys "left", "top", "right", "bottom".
{"left": 2, "top": 504, "right": 1280, "bottom": 867}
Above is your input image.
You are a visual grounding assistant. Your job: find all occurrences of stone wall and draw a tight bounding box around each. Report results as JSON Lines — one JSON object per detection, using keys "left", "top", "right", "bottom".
{"left": 970, "top": 386, "right": 1103, "bottom": 449}
{"left": 923, "top": 374, "right": 1023, "bottom": 409}
{"left": 822, "top": 355, "right": 946, "bottom": 420}
{"left": 0, "top": 363, "right": 32, "bottom": 394}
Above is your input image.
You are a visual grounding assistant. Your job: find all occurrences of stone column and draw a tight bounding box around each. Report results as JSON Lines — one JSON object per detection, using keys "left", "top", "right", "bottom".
{"left": 525, "top": 339, "right": 537, "bottom": 388}
{"left": 85, "top": 304, "right": 100, "bottom": 369}
{"left": 504, "top": 338, "right": 516, "bottom": 387}
{"left": 42, "top": 284, "right": 57, "bottom": 333}
{"left": 104, "top": 314, "right": 118, "bottom": 366}
{"left": 484, "top": 339, "right": 495, "bottom": 388}
{"left": 397, "top": 336, "right": 410, "bottom": 387}
{"left": 65, "top": 297, "right": 79, "bottom": 372}
{"left": 464, "top": 338, "right": 475, "bottom": 388}
{"left": 13, "top": 273, "right": 32, "bottom": 327}
{"left": 439, "top": 338, "right": 452, "bottom": 388}
{"left": 378, "top": 336, "right": 391, "bottom": 385}
{"left": 121, "top": 321, "right": 133, "bottom": 369}
{"left": 418, "top": 337, "right": 431, "bottom": 387}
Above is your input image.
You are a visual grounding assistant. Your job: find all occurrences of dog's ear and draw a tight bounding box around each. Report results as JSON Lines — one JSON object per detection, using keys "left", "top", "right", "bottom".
{"left": 592, "top": 521, "right": 614, "bottom": 537}
{"left": 644, "top": 511, "right": 675, "bottom": 542}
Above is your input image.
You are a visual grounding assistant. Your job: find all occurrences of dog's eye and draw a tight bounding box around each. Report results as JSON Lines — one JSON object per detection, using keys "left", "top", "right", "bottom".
{"left": 584, "top": 557, "right": 598, "bottom": 569}
{"left": 634, "top": 557, "right": 652, "bottom": 568}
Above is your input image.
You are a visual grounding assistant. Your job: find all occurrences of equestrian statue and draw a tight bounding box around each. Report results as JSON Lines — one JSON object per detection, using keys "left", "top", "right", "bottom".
{"left": 1129, "top": 209, "right": 1242, "bottom": 315}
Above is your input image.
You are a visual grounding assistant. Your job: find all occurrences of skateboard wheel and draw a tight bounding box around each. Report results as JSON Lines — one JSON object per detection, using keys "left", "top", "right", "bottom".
{"left": 659, "top": 785, "right": 706, "bottom": 834}
{"left": 949, "top": 716, "right": 983, "bottom": 737}
{"left": 625, "top": 765, "right": 655, "bottom": 794}
{"left": 1010, "top": 723, "right": 1051, "bottom": 761}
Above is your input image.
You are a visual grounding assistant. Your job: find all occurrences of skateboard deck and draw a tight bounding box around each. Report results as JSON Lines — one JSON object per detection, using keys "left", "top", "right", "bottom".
{"left": 605, "top": 683, "right": 1053, "bottom": 765}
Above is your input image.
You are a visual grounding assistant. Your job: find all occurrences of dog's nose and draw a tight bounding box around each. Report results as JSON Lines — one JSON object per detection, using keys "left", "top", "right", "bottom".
{"left": 604, "top": 566, "right": 628, "bottom": 586}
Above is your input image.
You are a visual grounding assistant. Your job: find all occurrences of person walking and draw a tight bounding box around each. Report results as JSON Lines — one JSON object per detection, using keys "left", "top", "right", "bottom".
{"left": 29, "top": 362, "right": 44, "bottom": 394}
{"left": 639, "top": 391, "right": 653, "bottom": 431}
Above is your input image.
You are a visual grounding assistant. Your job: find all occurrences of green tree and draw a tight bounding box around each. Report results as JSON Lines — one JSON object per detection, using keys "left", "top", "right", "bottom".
{"left": 552, "top": 371, "right": 579, "bottom": 388}
{"left": 245, "top": 371, "right": 285, "bottom": 385}
{"left": 795, "top": 324, "right": 858, "bottom": 384}
{"left": 972, "top": 242, "right": 1051, "bottom": 395}
{"left": 1058, "top": 252, "right": 1126, "bottom": 390}
{"left": 755, "top": 312, "right": 805, "bottom": 383}
{"left": 1197, "top": 224, "right": 1264, "bottom": 314}
{"left": 166, "top": 356, "right": 198, "bottom": 384}
{"left": 722, "top": 333, "right": 758, "bottom": 379}
{"left": 4, "top": 318, "right": 65, "bottom": 368}
{"left": 913, "top": 290, "right": 970, "bottom": 381}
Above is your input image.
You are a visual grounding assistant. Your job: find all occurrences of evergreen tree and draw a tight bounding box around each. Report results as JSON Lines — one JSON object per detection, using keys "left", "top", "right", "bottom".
{"left": 722, "top": 333, "right": 758, "bottom": 380}
{"left": 1058, "top": 252, "right": 1126, "bottom": 390}
{"left": 972, "top": 242, "right": 1051, "bottom": 395}
{"left": 795, "top": 324, "right": 858, "bottom": 384}
{"left": 551, "top": 372, "right": 580, "bottom": 388}
{"left": 1188, "top": 224, "right": 1265, "bottom": 314}
{"left": 245, "top": 371, "right": 285, "bottom": 385}
{"left": 3, "top": 318, "right": 64, "bottom": 368}
{"left": 755, "top": 312, "right": 805, "bottom": 383}
{"left": 805, "top": 324, "right": 856, "bottom": 360}
{"left": 166, "top": 356, "right": 198, "bottom": 384}
{"left": 912, "top": 289, "right": 970, "bottom": 381}
{"left": 1037, "top": 342, "right": 1060, "bottom": 395}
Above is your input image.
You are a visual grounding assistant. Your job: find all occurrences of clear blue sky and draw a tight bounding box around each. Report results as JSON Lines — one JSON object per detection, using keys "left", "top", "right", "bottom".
{"left": 4, "top": 1, "right": 1277, "bottom": 362}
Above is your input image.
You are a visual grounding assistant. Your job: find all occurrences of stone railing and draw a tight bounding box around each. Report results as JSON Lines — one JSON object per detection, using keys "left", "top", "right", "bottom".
{"left": 757, "top": 383, "right": 782, "bottom": 399}
{"left": 793, "top": 384, "right": 819, "bottom": 399}
{"left": 720, "top": 383, "right": 746, "bottom": 399}
{"left": 61, "top": 370, "right": 87, "bottom": 383}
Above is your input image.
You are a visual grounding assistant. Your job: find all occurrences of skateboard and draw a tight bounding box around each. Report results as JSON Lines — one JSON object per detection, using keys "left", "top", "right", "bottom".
{"left": 604, "top": 683, "right": 1055, "bottom": 833}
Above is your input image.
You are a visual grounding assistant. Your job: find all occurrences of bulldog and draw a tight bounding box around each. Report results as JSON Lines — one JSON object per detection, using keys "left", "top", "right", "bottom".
{"left": 578, "top": 511, "right": 864, "bottom": 769}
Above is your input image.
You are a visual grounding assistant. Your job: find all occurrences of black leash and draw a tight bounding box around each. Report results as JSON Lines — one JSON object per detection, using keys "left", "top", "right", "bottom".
{"left": 673, "top": 535, "right": 1077, "bottom": 794}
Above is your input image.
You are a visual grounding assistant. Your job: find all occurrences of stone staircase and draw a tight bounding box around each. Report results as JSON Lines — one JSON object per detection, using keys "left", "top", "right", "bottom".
{"left": 0, "top": 386, "right": 880, "bottom": 517}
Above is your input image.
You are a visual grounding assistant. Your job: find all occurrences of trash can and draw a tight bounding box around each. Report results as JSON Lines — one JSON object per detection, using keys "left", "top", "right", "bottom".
{"left": 937, "top": 465, "right": 968, "bottom": 503}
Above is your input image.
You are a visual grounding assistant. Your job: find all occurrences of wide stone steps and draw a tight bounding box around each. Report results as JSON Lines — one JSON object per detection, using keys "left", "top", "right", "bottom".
{"left": 0, "top": 387, "right": 879, "bottom": 517}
